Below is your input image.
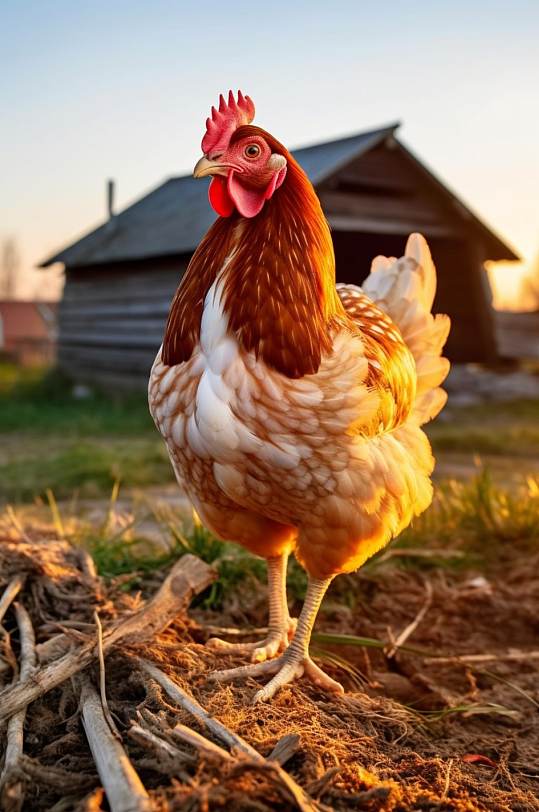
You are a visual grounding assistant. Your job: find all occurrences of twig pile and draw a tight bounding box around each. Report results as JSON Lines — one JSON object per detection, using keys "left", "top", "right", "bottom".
{"left": 1, "top": 530, "right": 538, "bottom": 811}
{"left": 0, "top": 534, "right": 333, "bottom": 811}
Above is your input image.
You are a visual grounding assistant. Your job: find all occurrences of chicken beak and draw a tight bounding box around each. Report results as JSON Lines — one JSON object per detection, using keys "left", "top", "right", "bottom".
{"left": 193, "top": 156, "right": 227, "bottom": 179}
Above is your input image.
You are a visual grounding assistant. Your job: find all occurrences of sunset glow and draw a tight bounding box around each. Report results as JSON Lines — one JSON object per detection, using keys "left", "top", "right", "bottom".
{"left": 487, "top": 261, "right": 530, "bottom": 311}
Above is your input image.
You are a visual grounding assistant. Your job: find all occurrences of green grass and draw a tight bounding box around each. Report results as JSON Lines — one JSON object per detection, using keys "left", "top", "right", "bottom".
{"left": 398, "top": 468, "right": 539, "bottom": 549}
{"left": 0, "top": 363, "right": 153, "bottom": 436}
{"left": 0, "top": 363, "right": 173, "bottom": 503}
{"left": 427, "top": 398, "right": 539, "bottom": 456}
{"left": 0, "top": 440, "right": 173, "bottom": 502}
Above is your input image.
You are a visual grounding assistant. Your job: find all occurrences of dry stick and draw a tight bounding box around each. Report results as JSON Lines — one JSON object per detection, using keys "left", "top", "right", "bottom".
{"left": 0, "top": 602, "right": 36, "bottom": 807}
{"left": 442, "top": 758, "right": 454, "bottom": 800}
{"left": 79, "top": 676, "right": 151, "bottom": 812}
{"left": 202, "top": 624, "right": 268, "bottom": 638}
{"left": 138, "top": 659, "right": 321, "bottom": 812}
{"left": 0, "top": 576, "right": 25, "bottom": 626}
{"left": 138, "top": 659, "right": 262, "bottom": 759}
{"left": 128, "top": 723, "right": 193, "bottom": 785}
{"left": 41, "top": 620, "right": 97, "bottom": 631}
{"left": 36, "top": 624, "right": 95, "bottom": 664}
{"left": 36, "top": 632, "right": 73, "bottom": 664}
{"left": 267, "top": 734, "right": 302, "bottom": 767}
{"left": 377, "top": 547, "right": 465, "bottom": 562}
{"left": 0, "top": 577, "right": 24, "bottom": 683}
{"left": 129, "top": 723, "right": 190, "bottom": 762}
{"left": 0, "top": 554, "right": 216, "bottom": 725}
{"left": 76, "top": 546, "right": 100, "bottom": 583}
{"left": 425, "top": 650, "right": 539, "bottom": 665}
{"left": 385, "top": 580, "right": 433, "bottom": 659}
{"left": 171, "top": 721, "right": 235, "bottom": 762}
{"left": 94, "top": 610, "right": 121, "bottom": 739}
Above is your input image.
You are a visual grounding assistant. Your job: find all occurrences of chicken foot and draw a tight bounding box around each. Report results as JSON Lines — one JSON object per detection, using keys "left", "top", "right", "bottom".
{"left": 210, "top": 575, "right": 344, "bottom": 703}
{"left": 206, "top": 553, "right": 296, "bottom": 663}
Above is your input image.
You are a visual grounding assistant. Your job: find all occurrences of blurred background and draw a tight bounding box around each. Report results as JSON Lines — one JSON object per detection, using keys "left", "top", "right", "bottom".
{"left": 1, "top": 0, "right": 538, "bottom": 510}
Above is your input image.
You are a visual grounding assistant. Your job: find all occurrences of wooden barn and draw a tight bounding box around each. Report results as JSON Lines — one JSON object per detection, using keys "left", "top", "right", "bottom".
{"left": 41, "top": 123, "right": 520, "bottom": 391}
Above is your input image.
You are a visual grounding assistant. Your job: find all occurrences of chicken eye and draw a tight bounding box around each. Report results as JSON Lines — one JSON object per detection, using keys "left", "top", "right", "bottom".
{"left": 244, "top": 143, "right": 261, "bottom": 159}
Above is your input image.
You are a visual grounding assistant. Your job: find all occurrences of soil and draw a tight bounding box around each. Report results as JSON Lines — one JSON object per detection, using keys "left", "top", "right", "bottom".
{"left": 0, "top": 528, "right": 538, "bottom": 812}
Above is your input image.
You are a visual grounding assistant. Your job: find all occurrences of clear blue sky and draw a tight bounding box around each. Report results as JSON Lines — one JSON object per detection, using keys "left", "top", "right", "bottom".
{"left": 1, "top": 0, "right": 538, "bottom": 303}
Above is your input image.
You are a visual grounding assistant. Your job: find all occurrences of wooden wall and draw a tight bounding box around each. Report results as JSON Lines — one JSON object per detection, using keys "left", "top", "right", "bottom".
{"left": 495, "top": 310, "right": 539, "bottom": 360}
{"left": 318, "top": 142, "right": 462, "bottom": 239}
{"left": 58, "top": 257, "right": 186, "bottom": 390}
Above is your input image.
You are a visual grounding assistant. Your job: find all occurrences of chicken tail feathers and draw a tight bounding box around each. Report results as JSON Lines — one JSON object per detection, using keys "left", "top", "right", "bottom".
{"left": 361, "top": 233, "right": 451, "bottom": 424}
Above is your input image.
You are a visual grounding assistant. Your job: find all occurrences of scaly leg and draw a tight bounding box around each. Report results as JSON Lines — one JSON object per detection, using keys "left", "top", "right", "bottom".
{"left": 210, "top": 575, "right": 344, "bottom": 703}
{"left": 206, "top": 553, "right": 296, "bottom": 663}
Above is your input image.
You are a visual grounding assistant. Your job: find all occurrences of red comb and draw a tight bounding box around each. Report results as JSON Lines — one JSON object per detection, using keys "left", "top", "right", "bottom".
{"left": 202, "top": 90, "right": 255, "bottom": 156}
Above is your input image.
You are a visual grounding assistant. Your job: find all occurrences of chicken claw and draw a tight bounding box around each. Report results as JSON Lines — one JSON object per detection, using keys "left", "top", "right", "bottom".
{"left": 206, "top": 616, "right": 297, "bottom": 663}
{"left": 209, "top": 647, "right": 344, "bottom": 703}
{"left": 253, "top": 651, "right": 344, "bottom": 703}
{"left": 206, "top": 554, "right": 295, "bottom": 664}
{"left": 210, "top": 574, "right": 344, "bottom": 702}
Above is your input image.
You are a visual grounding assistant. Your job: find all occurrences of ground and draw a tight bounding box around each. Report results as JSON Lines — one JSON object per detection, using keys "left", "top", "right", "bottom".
{"left": 1, "top": 364, "right": 539, "bottom": 810}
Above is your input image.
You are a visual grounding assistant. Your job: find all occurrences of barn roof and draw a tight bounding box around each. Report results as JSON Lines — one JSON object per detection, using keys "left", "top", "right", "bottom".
{"left": 40, "top": 123, "right": 518, "bottom": 268}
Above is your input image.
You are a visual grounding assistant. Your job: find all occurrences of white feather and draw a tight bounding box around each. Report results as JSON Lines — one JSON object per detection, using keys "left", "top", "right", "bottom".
{"left": 361, "top": 233, "right": 450, "bottom": 424}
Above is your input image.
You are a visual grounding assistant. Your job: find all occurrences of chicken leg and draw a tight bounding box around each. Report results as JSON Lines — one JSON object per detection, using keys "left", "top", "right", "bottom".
{"left": 210, "top": 575, "right": 344, "bottom": 703}
{"left": 206, "top": 553, "right": 296, "bottom": 663}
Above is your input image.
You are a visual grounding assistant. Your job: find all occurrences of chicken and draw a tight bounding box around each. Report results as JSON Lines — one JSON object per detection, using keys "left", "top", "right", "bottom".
{"left": 148, "top": 91, "right": 450, "bottom": 702}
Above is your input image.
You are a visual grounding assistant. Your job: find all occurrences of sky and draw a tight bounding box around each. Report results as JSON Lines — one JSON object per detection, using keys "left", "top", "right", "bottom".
{"left": 1, "top": 0, "right": 538, "bottom": 307}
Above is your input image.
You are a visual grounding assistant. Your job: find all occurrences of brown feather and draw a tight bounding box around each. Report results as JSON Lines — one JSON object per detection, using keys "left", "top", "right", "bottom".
{"left": 162, "top": 216, "right": 237, "bottom": 365}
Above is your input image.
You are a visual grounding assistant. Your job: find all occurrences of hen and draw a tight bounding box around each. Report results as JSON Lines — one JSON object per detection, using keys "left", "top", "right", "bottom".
{"left": 149, "top": 91, "right": 450, "bottom": 702}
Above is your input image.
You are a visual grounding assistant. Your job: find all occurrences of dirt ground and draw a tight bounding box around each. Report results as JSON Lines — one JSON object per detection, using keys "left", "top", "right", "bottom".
{"left": 0, "top": 521, "right": 538, "bottom": 812}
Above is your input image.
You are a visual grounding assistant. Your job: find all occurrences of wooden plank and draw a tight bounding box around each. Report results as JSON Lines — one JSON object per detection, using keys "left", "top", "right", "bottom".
{"left": 62, "top": 270, "right": 179, "bottom": 292}
{"left": 495, "top": 311, "right": 539, "bottom": 332}
{"left": 59, "top": 300, "right": 171, "bottom": 319}
{"left": 329, "top": 172, "right": 412, "bottom": 194}
{"left": 61, "top": 265, "right": 183, "bottom": 306}
{"left": 61, "top": 280, "right": 178, "bottom": 300}
{"left": 65, "top": 260, "right": 185, "bottom": 283}
{"left": 320, "top": 189, "right": 446, "bottom": 224}
{"left": 58, "top": 353, "right": 155, "bottom": 380}
{"left": 495, "top": 310, "right": 539, "bottom": 360}
{"left": 464, "top": 242, "right": 497, "bottom": 363}
{"left": 59, "top": 317, "right": 166, "bottom": 334}
{"left": 61, "top": 283, "right": 178, "bottom": 306}
{"left": 58, "top": 345, "right": 157, "bottom": 366}
{"left": 59, "top": 331, "right": 162, "bottom": 347}
{"left": 328, "top": 215, "right": 456, "bottom": 238}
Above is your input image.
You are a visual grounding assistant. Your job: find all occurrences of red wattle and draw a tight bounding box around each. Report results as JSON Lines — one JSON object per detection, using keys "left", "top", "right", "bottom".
{"left": 227, "top": 171, "right": 266, "bottom": 218}
{"left": 227, "top": 166, "right": 288, "bottom": 218}
{"left": 208, "top": 176, "right": 235, "bottom": 217}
